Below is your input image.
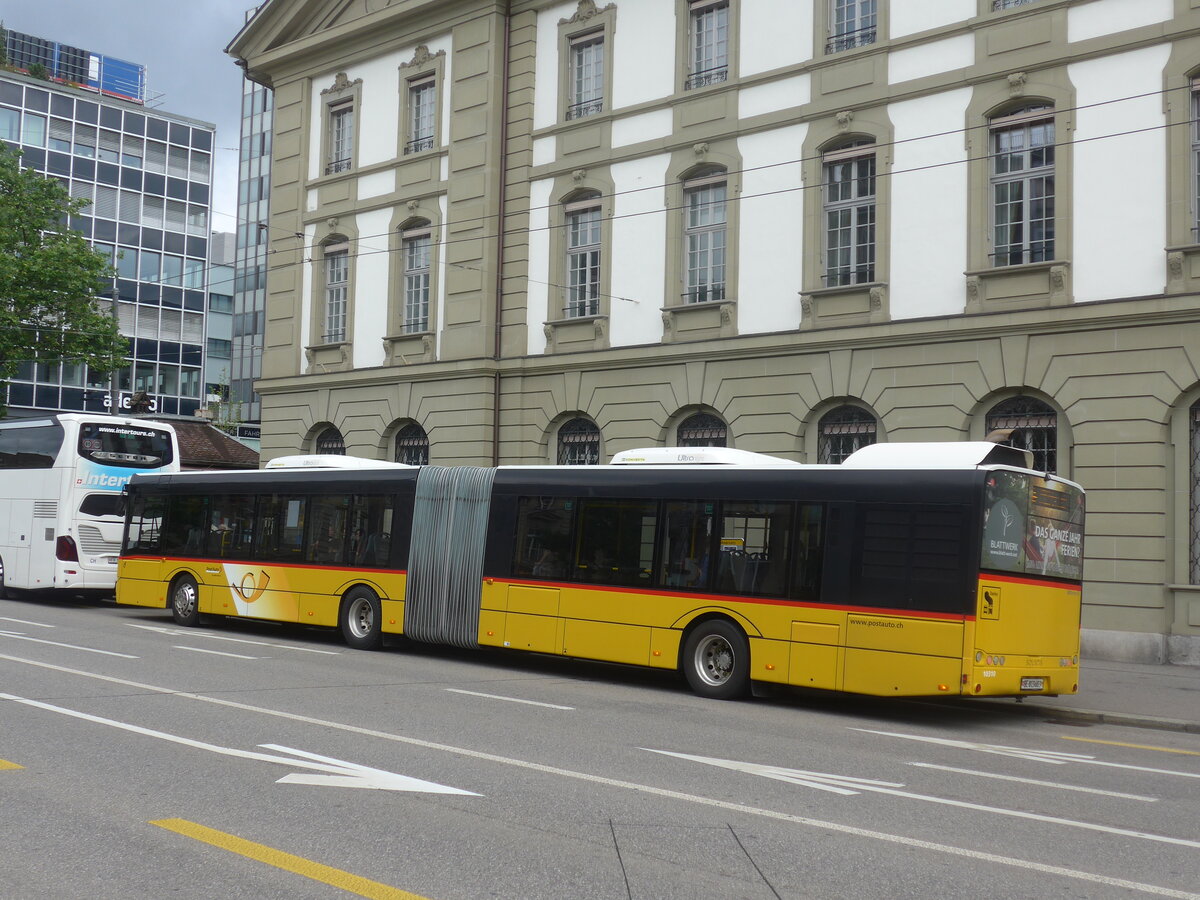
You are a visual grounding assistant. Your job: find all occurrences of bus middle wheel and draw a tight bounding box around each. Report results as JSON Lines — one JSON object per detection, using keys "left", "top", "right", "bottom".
{"left": 340, "top": 586, "right": 383, "bottom": 650}
{"left": 682, "top": 619, "right": 750, "bottom": 700}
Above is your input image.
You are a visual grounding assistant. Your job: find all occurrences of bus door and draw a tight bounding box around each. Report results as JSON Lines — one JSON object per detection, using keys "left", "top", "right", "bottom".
{"left": 201, "top": 494, "right": 300, "bottom": 622}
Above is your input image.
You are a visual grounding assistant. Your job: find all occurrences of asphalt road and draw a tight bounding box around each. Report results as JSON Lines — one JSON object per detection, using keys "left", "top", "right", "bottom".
{"left": 2, "top": 593, "right": 1198, "bottom": 900}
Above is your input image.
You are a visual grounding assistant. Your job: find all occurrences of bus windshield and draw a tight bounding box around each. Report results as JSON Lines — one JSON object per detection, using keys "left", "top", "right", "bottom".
{"left": 79, "top": 422, "right": 175, "bottom": 468}
{"left": 981, "top": 470, "right": 1084, "bottom": 581}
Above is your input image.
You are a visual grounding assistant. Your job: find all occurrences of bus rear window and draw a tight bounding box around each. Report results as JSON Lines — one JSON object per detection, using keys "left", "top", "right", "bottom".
{"left": 80, "top": 493, "right": 126, "bottom": 517}
{"left": 982, "top": 471, "right": 1084, "bottom": 581}
{"left": 79, "top": 423, "right": 174, "bottom": 468}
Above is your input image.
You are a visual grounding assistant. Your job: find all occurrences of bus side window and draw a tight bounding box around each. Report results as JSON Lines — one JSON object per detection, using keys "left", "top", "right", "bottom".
{"left": 717, "top": 500, "right": 792, "bottom": 597}
{"left": 206, "top": 494, "right": 256, "bottom": 560}
{"left": 307, "top": 495, "right": 350, "bottom": 565}
{"left": 126, "top": 494, "right": 165, "bottom": 552}
{"left": 349, "top": 493, "right": 395, "bottom": 567}
{"left": 659, "top": 501, "right": 714, "bottom": 590}
{"left": 575, "top": 498, "right": 655, "bottom": 587}
{"left": 162, "top": 494, "right": 208, "bottom": 556}
{"left": 513, "top": 496, "right": 573, "bottom": 580}
{"left": 791, "top": 503, "right": 825, "bottom": 602}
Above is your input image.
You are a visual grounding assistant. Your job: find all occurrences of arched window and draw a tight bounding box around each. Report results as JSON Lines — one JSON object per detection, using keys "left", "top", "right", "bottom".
{"left": 990, "top": 104, "right": 1055, "bottom": 266}
{"left": 986, "top": 396, "right": 1057, "bottom": 473}
{"left": 321, "top": 239, "right": 349, "bottom": 343}
{"left": 557, "top": 417, "right": 600, "bottom": 465}
{"left": 818, "top": 405, "right": 876, "bottom": 464}
{"left": 823, "top": 140, "right": 875, "bottom": 286}
{"left": 315, "top": 426, "right": 345, "bottom": 455}
{"left": 394, "top": 423, "right": 429, "bottom": 466}
{"left": 678, "top": 413, "right": 727, "bottom": 447}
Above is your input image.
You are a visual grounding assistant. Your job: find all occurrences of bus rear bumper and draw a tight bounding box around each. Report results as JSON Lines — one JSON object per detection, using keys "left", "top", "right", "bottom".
{"left": 965, "top": 663, "right": 1080, "bottom": 698}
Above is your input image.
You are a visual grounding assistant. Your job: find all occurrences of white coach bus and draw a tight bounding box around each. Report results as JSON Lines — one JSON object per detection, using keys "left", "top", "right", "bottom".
{"left": 0, "top": 414, "right": 179, "bottom": 599}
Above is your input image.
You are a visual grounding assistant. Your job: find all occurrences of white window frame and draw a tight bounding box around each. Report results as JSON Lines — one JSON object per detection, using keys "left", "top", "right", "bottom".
{"left": 990, "top": 106, "right": 1055, "bottom": 267}
{"left": 565, "top": 196, "right": 602, "bottom": 317}
{"left": 406, "top": 77, "right": 436, "bottom": 155}
{"left": 567, "top": 32, "right": 605, "bottom": 120}
{"left": 683, "top": 170, "right": 727, "bottom": 304}
{"left": 687, "top": 0, "right": 729, "bottom": 90}
{"left": 327, "top": 102, "right": 354, "bottom": 174}
{"left": 827, "top": 0, "right": 877, "bottom": 54}
{"left": 324, "top": 244, "right": 349, "bottom": 343}
{"left": 401, "top": 226, "right": 431, "bottom": 333}
{"left": 823, "top": 142, "right": 876, "bottom": 287}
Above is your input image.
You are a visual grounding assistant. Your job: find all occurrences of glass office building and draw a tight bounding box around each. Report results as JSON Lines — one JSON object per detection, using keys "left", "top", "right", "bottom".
{"left": 0, "top": 67, "right": 216, "bottom": 418}
{"left": 230, "top": 40, "right": 271, "bottom": 425}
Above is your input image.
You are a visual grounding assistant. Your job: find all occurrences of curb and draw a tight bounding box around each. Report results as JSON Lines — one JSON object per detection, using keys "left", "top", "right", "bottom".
{"left": 971, "top": 699, "right": 1200, "bottom": 734}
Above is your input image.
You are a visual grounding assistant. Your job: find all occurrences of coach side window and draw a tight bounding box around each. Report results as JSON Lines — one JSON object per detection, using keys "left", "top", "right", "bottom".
{"left": 514, "top": 496, "right": 574, "bottom": 580}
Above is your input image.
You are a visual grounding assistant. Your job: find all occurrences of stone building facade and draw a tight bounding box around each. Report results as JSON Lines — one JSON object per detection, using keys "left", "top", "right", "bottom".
{"left": 229, "top": 0, "right": 1200, "bottom": 664}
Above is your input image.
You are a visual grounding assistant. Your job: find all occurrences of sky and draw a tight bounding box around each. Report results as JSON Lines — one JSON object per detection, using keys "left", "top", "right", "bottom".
{"left": 4, "top": 1, "right": 258, "bottom": 228}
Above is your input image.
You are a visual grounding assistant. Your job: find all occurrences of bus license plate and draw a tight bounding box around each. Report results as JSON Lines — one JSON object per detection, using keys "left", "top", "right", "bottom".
{"left": 1020, "top": 677, "right": 1045, "bottom": 691}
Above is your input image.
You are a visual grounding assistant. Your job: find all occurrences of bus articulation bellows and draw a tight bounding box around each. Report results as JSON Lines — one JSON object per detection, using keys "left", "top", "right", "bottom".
{"left": 117, "top": 442, "right": 1084, "bottom": 700}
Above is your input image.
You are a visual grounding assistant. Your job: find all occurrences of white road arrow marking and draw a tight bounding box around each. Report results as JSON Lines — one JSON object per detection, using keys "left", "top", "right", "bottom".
{"left": 853, "top": 728, "right": 1200, "bottom": 779}
{"left": 126, "top": 622, "right": 339, "bottom": 655}
{"left": 648, "top": 749, "right": 1200, "bottom": 849}
{"left": 0, "top": 692, "right": 476, "bottom": 795}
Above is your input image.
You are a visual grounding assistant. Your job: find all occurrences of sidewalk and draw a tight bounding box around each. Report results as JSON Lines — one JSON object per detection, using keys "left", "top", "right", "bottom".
{"left": 973, "top": 660, "right": 1200, "bottom": 734}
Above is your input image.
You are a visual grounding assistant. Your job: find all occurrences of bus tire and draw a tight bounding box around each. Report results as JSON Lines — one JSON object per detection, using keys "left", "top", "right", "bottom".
{"left": 0, "top": 555, "right": 7, "bottom": 599}
{"left": 169, "top": 574, "right": 201, "bottom": 627}
{"left": 340, "top": 586, "right": 382, "bottom": 650}
{"left": 682, "top": 619, "right": 750, "bottom": 700}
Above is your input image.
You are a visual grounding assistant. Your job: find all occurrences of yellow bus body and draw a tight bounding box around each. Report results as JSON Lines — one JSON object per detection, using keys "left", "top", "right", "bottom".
{"left": 120, "top": 557, "right": 1079, "bottom": 699}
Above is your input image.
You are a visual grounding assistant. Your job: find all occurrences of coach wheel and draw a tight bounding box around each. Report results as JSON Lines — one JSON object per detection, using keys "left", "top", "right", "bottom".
{"left": 0, "top": 555, "right": 8, "bottom": 599}
{"left": 340, "top": 586, "right": 383, "bottom": 650}
{"left": 682, "top": 619, "right": 750, "bottom": 700}
{"left": 170, "top": 574, "right": 201, "bottom": 627}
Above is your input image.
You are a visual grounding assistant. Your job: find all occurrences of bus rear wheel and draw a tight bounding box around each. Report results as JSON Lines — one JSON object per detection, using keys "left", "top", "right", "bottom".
{"left": 340, "top": 587, "right": 382, "bottom": 650}
{"left": 170, "top": 574, "right": 200, "bottom": 627}
{"left": 682, "top": 619, "right": 750, "bottom": 700}
{"left": 0, "top": 555, "right": 7, "bottom": 599}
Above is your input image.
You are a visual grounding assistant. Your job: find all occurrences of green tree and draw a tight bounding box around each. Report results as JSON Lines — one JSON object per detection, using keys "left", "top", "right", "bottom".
{"left": 0, "top": 142, "right": 127, "bottom": 416}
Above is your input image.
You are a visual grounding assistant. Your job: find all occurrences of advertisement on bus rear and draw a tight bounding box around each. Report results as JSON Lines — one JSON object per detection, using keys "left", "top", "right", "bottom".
{"left": 982, "top": 471, "right": 1084, "bottom": 581}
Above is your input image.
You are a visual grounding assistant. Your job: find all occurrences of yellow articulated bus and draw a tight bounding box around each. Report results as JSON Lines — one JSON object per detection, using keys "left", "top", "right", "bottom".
{"left": 117, "top": 443, "right": 1084, "bottom": 700}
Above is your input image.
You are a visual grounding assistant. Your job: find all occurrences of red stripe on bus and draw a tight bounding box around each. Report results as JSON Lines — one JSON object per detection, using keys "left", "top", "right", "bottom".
{"left": 119, "top": 555, "right": 407, "bottom": 577}
{"left": 497, "top": 578, "right": 973, "bottom": 621}
{"left": 978, "top": 572, "right": 1081, "bottom": 590}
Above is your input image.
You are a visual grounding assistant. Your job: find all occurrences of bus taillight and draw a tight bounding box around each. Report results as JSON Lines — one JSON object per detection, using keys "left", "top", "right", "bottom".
{"left": 55, "top": 535, "right": 79, "bottom": 562}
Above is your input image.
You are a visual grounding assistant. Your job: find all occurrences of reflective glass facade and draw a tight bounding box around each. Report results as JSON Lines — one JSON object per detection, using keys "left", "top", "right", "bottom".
{"left": 1, "top": 70, "right": 215, "bottom": 418}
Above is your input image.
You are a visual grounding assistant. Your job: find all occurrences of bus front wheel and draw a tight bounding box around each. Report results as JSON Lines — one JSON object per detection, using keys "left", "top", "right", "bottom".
{"left": 170, "top": 575, "right": 200, "bottom": 627}
{"left": 340, "top": 587, "right": 382, "bottom": 650}
{"left": 682, "top": 619, "right": 750, "bottom": 700}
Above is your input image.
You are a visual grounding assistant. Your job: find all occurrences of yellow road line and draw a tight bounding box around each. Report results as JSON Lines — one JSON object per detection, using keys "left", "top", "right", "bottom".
{"left": 1059, "top": 736, "right": 1200, "bottom": 756}
{"left": 0, "top": 759, "right": 23, "bottom": 770}
{"left": 150, "top": 818, "right": 430, "bottom": 900}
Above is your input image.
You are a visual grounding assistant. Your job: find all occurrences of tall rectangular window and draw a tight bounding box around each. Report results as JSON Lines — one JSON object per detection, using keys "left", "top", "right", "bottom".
{"left": 991, "top": 106, "right": 1055, "bottom": 266}
{"left": 567, "top": 34, "right": 604, "bottom": 119}
{"left": 406, "top": 78, "right": 435, "bottom": 154}
{"left": 324, "top": 248, "right": 348, "bottom": 343}
{"left": 1193, "top": 80, "right": 1200, "bottom": 243}
{"left": 823, "top": 143, "right": 876, "bottom": 286}
{"left": 827, "top": 0, "right": 876, "bottom": 53}
{"left": 327, "top": 103, "right": 354, "bottom": 174}
{"left": 683, "top": 171, "right": 727, "bottom": 304}
{"left": 687, "top": 1, "right": 729, "bottom": 89}
{"left": 565, "top": 196, "right": 601, "bottom": 317}
{"left": 401, "top": 227, "right": 431, "bottom": 333}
